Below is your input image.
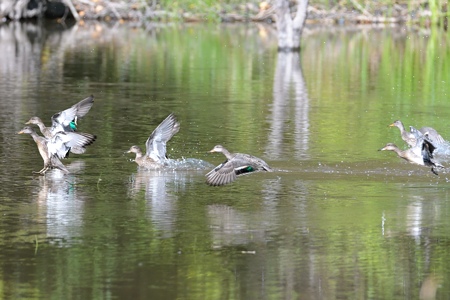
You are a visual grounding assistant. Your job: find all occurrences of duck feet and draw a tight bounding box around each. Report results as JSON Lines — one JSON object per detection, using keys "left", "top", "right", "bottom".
{"left": 32, "top": 171, "right": 46, "bottom": 176}
{"left": 33, "top": 166, "right": 49, "bottom": 175}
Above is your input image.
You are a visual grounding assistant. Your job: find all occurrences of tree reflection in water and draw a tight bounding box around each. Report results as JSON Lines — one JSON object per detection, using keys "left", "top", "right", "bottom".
{"left": 266, "top": 51, "right": 309, "bottom": 160}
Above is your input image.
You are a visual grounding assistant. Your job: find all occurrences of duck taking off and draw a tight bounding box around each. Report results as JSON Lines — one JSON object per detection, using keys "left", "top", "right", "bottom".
{"left": 127, "top": 113, "right": 180, "bottom": 169}
{"left": 380, "top": 127, "right": 444, "bottom": 175}
{"left": 389, "top": 120, "right": 445, "bottom": 147}
{"left": 206, "top": 145, "right": 273, "bottom": 186}
{"left": 18, "top": 126, "right": 96, "bottom": 175}
{"left": 25, "top": 95, "right": 95, "bottom": 154}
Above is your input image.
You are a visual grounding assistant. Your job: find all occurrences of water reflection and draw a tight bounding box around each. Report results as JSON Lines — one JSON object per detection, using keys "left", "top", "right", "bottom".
{"left": 266, "top": 51, "right": 309, "bottom": 160}
{"left": 0, "top": 22, "right": 43, "bottom": 81}
{"left": 128, "top": 170, "right": 200, "bottom": 237}
{"left": 35, "top": 161, "right": 86, "bottom": 244}
{"left": 420, "top": 274, "right": 441, "bottom": 300}
{"left": 207, "top": 178, "right": 306, "bottom": 250}
{"left": 1, "top": 21, "right": 450, "bottom": 299}
{"left": 207, "top": 204, "right": 267, "bottom": 249}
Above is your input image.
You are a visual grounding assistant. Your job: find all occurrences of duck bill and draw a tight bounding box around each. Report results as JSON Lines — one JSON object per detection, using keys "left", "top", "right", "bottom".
{"left": 18, "top": 130, "right": 24, "bottom": 134}
{"left": 388, "top": 123, "right": 395, "bottom": 127}
{"left": 25, "top": 121, "right": 31, "bottom": 125}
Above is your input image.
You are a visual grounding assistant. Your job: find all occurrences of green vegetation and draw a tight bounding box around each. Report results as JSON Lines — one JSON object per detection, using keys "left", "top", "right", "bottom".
{"left": 154, "top": 0, "right": 450, "bottom": 26}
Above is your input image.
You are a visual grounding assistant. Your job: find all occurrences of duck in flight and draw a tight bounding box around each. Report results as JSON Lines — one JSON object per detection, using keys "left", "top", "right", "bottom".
{"left": 206, "top": 145, "right": 273, "bottom": 186}
{"left": 18, "top": 126, "right": 96, "bottom": 175}
{"left": 126, "top": 113, "right": 180, "bottom": 169}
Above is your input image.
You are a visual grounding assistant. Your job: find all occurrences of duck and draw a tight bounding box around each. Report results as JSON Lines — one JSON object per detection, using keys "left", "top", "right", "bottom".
{"left": 18, "top": 126, "right": 97, "bottom": 175}
{"left": 127, "top": 113, "right": 180, "bottom": 169}
{"left": 389, "top": 120, "right": 445, "bottom": 147}
{"left": 25, "top": 95, "right": 95, "bottom": 154}
{"left": 206, "top": 145, "right": 273, "bottom": 186}
{"left": 389, "top": 120, "right": 417, "bottom": 147}
{"left": 380, "top": 128, "right": 443, "bottom": 175}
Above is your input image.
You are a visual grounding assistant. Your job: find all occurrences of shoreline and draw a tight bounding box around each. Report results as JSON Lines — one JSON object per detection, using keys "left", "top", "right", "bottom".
{"left": 0, "top": 1, "right": 447, "bottom": 28}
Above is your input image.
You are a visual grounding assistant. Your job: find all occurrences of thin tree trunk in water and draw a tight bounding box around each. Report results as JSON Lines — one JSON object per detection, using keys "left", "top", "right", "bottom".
{"left": 275, "top": 0, "right": 309, "bottom": 51}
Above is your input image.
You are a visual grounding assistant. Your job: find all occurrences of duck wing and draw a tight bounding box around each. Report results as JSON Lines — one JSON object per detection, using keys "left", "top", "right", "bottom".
{"left": 50, "top": 95, "right": 95, "bottom": 134}
{"left": 415, "top": 133, "right": 444, "bottom": 175}
{"left": 48, "top": 131, "right": 96, "bottom": 159}
{"left": 206, "top": 159, "right": 238, "bottom": 186}
{"left": 206, "top": 153, "right": 272, "bottom": 186}
{"left": 233, "top": 153, "right": 273, "bottom": 172}
{"left": 420, "top": 126, "right": 446, "bottom": 145}
{"left": 145, "top": 113, "right": 180, "bottom": 163}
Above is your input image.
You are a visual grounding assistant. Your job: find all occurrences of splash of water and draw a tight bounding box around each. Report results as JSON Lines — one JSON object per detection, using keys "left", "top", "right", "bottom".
{"left": 164, "top": 158, "right": 214, "bottom": 171}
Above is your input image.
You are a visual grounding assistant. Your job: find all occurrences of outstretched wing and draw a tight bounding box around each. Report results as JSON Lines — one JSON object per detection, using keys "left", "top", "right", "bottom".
{"left": 205, "top": 153, "right": 272, "bottom": 186}
{"left": 50, "top": 95, "right": 95, "bottom": 134}
{"left": 420, "top": 126, "right": 446, "bottom": 145}
{"left": 48, "top": 131, "right": 96, "bottom": 159}
{"left": 205, "top": 160, "right": 238, "bottom": 186}
{"left": 145, "top": 113, "right": 180, "bottom": 163}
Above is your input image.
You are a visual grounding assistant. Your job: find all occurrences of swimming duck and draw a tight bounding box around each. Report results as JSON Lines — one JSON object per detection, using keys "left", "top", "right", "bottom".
{"left": 25, "top": 95, "right": 95, "bottom": 154}
{"left": 127, "top": 113, "right": 180, "bottom": 169}
{"left": 206, "top": 145, "right": 273, "bottom": 186}
{"left": 389, "top": 120, "right": 445, "bottom": 147}
{"left": 379, "top": 129, "right": 443, "bottom": 175}
{"left": 18, "top": 126, "right": 96, "bottom": 175}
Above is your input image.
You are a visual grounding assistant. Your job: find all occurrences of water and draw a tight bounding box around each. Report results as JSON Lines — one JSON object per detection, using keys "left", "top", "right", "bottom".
{"left": 1, "top": 21, "right": 450, "bottom": 299}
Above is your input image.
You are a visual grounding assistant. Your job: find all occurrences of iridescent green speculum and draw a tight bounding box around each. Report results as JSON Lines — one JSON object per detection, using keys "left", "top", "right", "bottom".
{"left": 69, "top": 121, "right": 77, "bottom": 131}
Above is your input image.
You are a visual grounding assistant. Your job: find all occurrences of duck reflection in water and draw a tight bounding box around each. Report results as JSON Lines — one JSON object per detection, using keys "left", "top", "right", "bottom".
{"left": 207, "top": 204, "right": 268, "bottom": 249}
{"left": 128, "top": 170, "right": 199, "bottom": 237}
{"left": 35, "top": 161, "right": 86, "bottom": 244}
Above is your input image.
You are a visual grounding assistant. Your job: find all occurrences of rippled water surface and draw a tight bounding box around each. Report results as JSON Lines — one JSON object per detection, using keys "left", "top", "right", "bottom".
{"left": 1, "top": 21, "right": 450, "bottom": 299}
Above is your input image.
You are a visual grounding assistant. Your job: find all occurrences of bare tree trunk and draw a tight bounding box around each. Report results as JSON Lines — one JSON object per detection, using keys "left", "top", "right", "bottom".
{"left": 62, "top": 0, "right": 79, "bottom": 21}
{"left": 275, "top": 0, "right": 309, "bottom": 51}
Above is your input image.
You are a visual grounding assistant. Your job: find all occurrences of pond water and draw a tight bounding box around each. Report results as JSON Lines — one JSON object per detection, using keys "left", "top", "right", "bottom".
{"left": 1, "top": 20, "right": 450, "bottom": 299}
